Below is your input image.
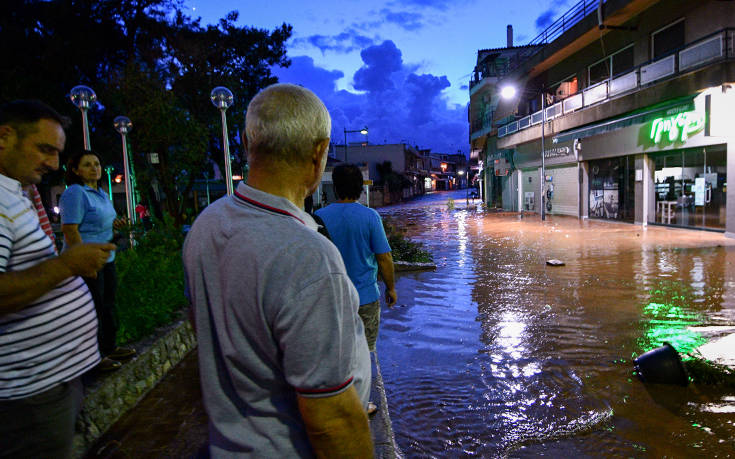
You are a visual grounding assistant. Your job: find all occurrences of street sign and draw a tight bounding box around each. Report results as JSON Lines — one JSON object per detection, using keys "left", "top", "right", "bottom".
{"left": 363, "top": 180, "right": 373, "bottom": 185}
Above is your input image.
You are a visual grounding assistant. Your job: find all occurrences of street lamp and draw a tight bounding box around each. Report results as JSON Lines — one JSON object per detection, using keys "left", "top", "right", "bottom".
{"left": 210, "top": 87, "right": 235, "bottom": 195}
{"left": 104, "top": 165, "right": 114, "bottom": 201}
{"left": 113, "top": 116, "right": 135, "bottom": 227}
{"left": 343, "top": 126, "right": 368, "bottom": 163}
{"left": 501, "top": 84, "right": 548, "bottom": 221}
{"left": 68, "top": 85, "right": 97, "bottom": 149}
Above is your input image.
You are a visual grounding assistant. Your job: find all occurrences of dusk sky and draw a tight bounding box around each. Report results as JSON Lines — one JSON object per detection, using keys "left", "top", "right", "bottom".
{"left": 184, "top": 0, "right": 577, "bottom": 156}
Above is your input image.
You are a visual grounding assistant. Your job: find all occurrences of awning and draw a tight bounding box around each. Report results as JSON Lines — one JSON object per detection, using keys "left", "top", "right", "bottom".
{"left": 552, "top": 94, "right": 697, "bottom": 144}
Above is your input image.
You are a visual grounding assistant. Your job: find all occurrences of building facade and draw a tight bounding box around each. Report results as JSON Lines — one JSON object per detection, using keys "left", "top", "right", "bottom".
{"left": 470, "top": 0, "right": 735, "bottom": 234}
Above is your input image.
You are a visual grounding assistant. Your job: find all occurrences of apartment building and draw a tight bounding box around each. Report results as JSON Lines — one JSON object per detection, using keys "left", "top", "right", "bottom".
{"left": 470, "top": 0, "right": 735, "bottom": 234}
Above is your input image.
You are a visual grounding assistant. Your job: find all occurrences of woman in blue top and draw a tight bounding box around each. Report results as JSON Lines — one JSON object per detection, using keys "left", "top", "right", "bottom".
{"left": 60, "top": 150, "right": 135, "bottom": 371}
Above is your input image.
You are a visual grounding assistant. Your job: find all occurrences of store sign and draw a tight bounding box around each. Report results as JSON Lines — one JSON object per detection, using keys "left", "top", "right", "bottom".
{"left": 544, "top": 145, "right": 572, "bottom": 159}
{"left": 649, "top": 110, "right": 705, "bottom": 144}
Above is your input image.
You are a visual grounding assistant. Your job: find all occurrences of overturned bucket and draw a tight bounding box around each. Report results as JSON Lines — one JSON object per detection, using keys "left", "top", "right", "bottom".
{"left": 634, "top": 342, "right": 689, "bottom": 386}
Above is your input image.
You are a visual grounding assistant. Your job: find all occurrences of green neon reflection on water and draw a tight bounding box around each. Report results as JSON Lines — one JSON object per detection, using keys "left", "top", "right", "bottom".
{"left": 638, "top": 282, "right": 707, "bottom": 359}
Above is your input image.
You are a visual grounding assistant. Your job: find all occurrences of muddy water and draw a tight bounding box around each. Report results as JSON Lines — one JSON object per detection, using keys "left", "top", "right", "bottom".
{"left": 377, "top": 190, "right": 735, "bottom": 457}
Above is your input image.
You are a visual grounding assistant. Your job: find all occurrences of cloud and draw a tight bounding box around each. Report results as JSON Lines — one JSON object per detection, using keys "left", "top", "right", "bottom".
{"left": 353, "top": 40, "right": 403, "bottom": 92}
{"left": 292, "top": 28, "right": 376, "bottom": 54}
{"left": 386, "top": 0, "right": 453, "bottom": 11}
{"left": 380, "top": 9, "right": 424, "bottom": 31}
{"left": 272, "top": 40, "right": 469, "bottom": 156}
{"left": 535, "top": 8, "right": 557, "bottom": 30}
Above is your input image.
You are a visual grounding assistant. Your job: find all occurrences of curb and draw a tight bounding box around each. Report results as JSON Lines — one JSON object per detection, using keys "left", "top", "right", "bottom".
{"left": 73, "top": 319, "right": 197, "bottom": 458}
{"left": 370, "top": 351, "right": 403, "bottom": 458}
{"left": 394, "top": 260, "right": 436, "bottom": 272}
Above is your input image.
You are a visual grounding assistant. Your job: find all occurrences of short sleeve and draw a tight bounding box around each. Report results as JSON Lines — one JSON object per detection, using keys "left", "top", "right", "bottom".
{"left": 59, "top": 185, "right": 85, "bottom": 225}
{"left": 272, "top": 269, "right": 360, "bottom": 398}
{"left": 0, "top": 216, "right": 12, "bottom": 272}
{"left": 369, "top": 211, "right": 391, "bottom": 255}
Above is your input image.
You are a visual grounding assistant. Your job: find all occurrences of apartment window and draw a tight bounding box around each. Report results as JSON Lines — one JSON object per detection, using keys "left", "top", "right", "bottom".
{"left": 652, "top": 19, "right": 685, "bottom": 60}
{"left": 588, "top": 44, "right": 634, "bottom": 86}
{"left": 552, "top": 75, "right": 578, "bottom": 100}
{"left": 611, "top": 46, "right": 634, "bottom": 76}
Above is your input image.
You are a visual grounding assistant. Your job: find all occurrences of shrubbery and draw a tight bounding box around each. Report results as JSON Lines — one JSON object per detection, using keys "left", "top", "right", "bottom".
{"left": 114, "top": 216, "right": 187, "bottom": 345}
{"left": 383, "top": 217, "right": 433, "bottom": 264}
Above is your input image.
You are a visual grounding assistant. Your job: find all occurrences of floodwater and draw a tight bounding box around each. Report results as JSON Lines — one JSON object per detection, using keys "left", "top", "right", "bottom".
{"left": 377, "top": 189, "right": 735, "bottom": 457}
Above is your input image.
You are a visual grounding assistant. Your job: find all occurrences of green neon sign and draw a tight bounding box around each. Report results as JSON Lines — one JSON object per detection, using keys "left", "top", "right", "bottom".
{"left": 649, "top": 110, "right": 705, "bottom": 144}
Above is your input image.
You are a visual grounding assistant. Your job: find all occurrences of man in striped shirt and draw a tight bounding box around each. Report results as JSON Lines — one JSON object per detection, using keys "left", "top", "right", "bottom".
{"left": 0, "top": 100, "right": 115, "bottom": 458}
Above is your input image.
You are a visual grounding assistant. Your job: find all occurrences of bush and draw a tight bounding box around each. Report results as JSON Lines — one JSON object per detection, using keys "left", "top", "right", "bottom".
{"left": 383, "top": 217, "right": 434, "bottom": 263}
{"left": 114, "top": 215, "right": 187, "bottom": 345}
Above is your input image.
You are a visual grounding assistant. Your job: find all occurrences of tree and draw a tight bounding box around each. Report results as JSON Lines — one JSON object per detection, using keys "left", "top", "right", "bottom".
{"left": 0, "top": 0, "right": 291, "bottom": 224}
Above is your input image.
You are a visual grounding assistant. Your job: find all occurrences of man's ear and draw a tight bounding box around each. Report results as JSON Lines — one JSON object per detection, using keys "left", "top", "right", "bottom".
{"left": 0, "top": 125, "right": 15, "bottom": 149}
{"left": 312, "top": 138, "right": 330, "bottom": 164}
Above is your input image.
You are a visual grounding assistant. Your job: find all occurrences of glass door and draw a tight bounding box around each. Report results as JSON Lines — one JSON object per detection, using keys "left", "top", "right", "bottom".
{"left": 653, "top": 147, "right": 727, "bottom": 230}
{"left": 703, "top": 148, "right": 727, "bottom": 230}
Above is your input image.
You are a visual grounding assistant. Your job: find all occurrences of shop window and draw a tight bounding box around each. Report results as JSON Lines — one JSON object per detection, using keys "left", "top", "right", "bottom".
{"left": 652, "top": 19, "right": 685, "bottom": 60}
{"left": 588, "top": 157, "right": 635, "bottom": 222}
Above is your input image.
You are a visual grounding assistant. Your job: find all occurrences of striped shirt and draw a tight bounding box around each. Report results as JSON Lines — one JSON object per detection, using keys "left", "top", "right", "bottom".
{"left": 0, "top": 173, "right": 100, "bottom": 400}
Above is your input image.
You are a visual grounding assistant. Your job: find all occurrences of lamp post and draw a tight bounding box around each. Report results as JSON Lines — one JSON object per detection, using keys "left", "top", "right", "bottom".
{"left": 68, "top": 85, "right": 97, "bottom": 149}
{"left": 104, "top": 165, "right": 114, "bottom": 201}
{"left": 501, "top": 85, "right": 547, "bottom": 221}
{"left": 210, "top": 87, "right": 234, "bottom": 195}
{"left": 113, "top": 116, "right": 135, "bottom": 226}
{"left": 203, "top": 171, "right": 211, "bottom": 206}
{"left": 343, "top": 126, "right": 368, "bottom": 163}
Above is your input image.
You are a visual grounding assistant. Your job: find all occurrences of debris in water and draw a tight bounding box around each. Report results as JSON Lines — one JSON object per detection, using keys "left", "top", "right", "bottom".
{"left": 546, "top": 259, "right": 565, "bottom": 266}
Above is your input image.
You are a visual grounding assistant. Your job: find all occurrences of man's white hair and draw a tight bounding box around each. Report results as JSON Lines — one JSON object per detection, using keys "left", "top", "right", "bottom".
{"left": 245, "top": 84, "right": 331, "bottom": 163}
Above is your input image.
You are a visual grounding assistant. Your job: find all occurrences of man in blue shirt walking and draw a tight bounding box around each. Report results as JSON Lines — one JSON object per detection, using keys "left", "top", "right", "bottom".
{"left": 316, "top": 164, "right": 397, "bottom": 356}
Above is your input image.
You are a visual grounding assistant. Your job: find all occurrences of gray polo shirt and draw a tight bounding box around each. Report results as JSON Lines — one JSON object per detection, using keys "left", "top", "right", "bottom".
{"left": 183, "top": 182, "right": 371, "bottom": 458}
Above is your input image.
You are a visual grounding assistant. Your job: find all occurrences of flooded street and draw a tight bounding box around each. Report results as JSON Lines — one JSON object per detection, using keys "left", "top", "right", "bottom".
{"left": 378, "top": 190, "right": 735, "bottom": 457}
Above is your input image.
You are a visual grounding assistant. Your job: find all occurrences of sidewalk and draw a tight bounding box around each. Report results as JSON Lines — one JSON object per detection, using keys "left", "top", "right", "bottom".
{"left": 85, "top": 350, "right": 400, "bottom": 458}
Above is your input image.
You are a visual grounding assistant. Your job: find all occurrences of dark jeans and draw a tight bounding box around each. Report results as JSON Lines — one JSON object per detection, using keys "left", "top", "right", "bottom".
{"left": 84, "top": 261, "right": 118, "bottom": 356}
{"left": 0, "top": 378, "right": 83, "bottom": 458}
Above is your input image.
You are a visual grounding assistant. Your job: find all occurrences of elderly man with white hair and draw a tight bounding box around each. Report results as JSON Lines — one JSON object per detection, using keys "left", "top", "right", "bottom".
{"left": 183, "top": 84, "right": 373, "bottom": 458}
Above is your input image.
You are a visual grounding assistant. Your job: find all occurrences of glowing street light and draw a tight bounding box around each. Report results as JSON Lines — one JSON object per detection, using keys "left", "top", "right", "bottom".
{"left": 210, "top": 87, "right": 235, "bottom": 195}
{"left": 502, "top": 84, "right": 547, "bottom": 221}
{"left": 113, "top": 116, "right": 135, "bottom": 226}
{"left": 344, "top": 126, "right": 368, "bottom": 163}
{"left": 68, "top": 85, "right": 97, "bottom": 149}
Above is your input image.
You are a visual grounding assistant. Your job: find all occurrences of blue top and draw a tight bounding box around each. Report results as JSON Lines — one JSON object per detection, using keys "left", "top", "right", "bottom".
{"left": 59, "top": 184, "right": 117, "bottom": 262}
{"left": 316, "top": 202, "right": 391, "bottom": 305}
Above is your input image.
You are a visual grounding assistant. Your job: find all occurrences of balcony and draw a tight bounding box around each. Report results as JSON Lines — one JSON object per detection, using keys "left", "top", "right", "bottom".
{"left": 497, "top": 28, "right": 734, "bottom": 138}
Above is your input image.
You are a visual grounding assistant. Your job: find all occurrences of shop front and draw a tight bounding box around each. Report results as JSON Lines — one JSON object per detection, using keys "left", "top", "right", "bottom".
{"left": 555, "top": 88, "right": 734, "bottom": 233}
{"left": 514, "top": 139, "right": 579, "bottom": 216}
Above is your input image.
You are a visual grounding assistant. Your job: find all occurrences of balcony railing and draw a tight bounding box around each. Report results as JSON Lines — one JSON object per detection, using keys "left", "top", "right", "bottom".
{"left": 497, "top": 28, "right": 734, "bottom": 138}
{"left": 507, "top": 0, "right": 606, "bottom": 74}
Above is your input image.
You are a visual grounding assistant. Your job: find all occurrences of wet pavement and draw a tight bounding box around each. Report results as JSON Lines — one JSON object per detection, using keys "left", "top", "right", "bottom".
{"left": 377, "top": 189, "right": 735, "bottom": 457}
{"left": 87, "top": 189, "right": 735, "bottom": 457}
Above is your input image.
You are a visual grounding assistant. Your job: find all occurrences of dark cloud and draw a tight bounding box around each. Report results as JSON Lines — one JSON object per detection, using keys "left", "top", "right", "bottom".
{"left": 353, "top": 40, "right": 403, "bottom": 92}
{"left": 293, "top": 28, "right": 376, "bottom": 54}
{"left": 380, "top": 9, "right": 424, "bottom": 31}
{"left": 272, "top": 40, "right": 468, "bottom": 156}
{"left": 405, "top": 73, "right": 450, "bottom": 125}
{"left": 391, "top": 0, "right": 451, "bottom": 10}
{"left": 535, "top": 8, "right": 557, "bottom": 30}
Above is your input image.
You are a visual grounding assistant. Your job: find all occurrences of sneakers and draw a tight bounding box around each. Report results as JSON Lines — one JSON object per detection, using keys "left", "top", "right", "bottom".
{"left": 108, "top": 347, "right": 137, "bottom": 361}
{"left": 97, "top": 357, "right": 122, "bottom": 372}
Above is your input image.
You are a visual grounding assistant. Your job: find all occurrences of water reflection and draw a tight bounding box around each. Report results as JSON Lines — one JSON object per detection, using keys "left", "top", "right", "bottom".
{"left": 378, "top": 191, "right": 735, "bottom": 457}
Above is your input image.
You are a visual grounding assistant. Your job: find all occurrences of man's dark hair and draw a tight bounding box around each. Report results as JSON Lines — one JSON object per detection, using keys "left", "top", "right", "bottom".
{"left": 0, "top": 99, "right": 71, "bottom": 138}
{"left": 333, "top": 164, "right": 363, "bottom": 200}
{"left": 65, "top": 150, "right": 102, "bottom": 188}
